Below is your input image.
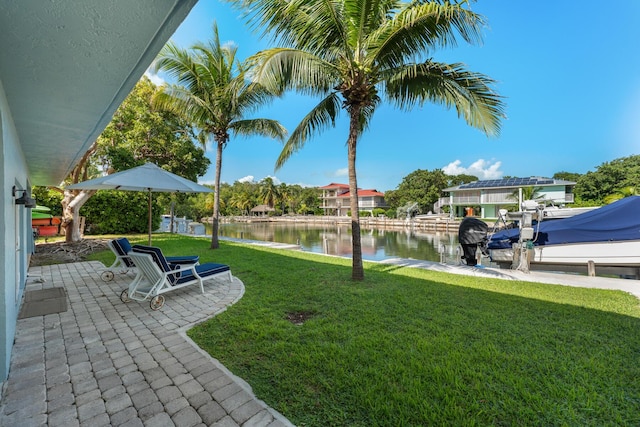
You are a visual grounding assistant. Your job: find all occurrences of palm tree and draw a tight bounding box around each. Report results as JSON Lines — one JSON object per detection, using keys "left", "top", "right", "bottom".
{"left": 230, "top": 191, "right": 253, "bottom": 216}
{"left": 259, "top": 176, "right": 279, "bottom": 208}
{"left": 604, "top": 186, "right": 639, "bottom": 204}
{"left": 278, "top": 182, "right": 292, "bottom": 214}
{"left": 243, "top": 0, "right": 505, "bottom": 279}
{"left": 507, "top": 186, "right": 544, "bottom": 210}
{"left": 152, "top": 23, "right": 287, "bottom": 249}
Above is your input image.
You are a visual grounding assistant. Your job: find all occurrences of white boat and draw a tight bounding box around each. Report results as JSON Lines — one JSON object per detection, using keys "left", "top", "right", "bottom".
{"left": 486, "top": 197, "right": 640, "bottom": 278}
{"left": 540, "top": 205, "right": 598, "bottom": 220}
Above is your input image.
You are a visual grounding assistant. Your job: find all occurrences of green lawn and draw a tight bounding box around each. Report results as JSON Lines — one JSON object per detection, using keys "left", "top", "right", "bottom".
{"left": 89, "top": 235, "right": 640, "bottom": 426}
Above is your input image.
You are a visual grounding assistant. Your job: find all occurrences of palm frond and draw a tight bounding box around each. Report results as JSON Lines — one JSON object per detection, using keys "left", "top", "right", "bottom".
{"left": 248, "top": 48, "right": 339, "bottom": 95}
{"left": 369, "top": 2, "right": 485, "bottom": 69}
{"left": 384, "top": 61, "right": 505, "bottom": 136}
{"left": 275, "top": 93, "right": 341, "bottom": 169}
{"left": 230, "top": 118, "right": 287, "bottom": 141}
{"left": 239, "top": 0, "right": 348, "bottom": 56}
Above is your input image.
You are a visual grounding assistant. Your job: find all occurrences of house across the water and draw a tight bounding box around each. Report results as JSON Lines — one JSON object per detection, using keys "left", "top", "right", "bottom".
{"left": 320, "top": 183, "right": 389, "bottom": 216}
{"left": 437, "top": 177, "right": 577, "bottom": 219}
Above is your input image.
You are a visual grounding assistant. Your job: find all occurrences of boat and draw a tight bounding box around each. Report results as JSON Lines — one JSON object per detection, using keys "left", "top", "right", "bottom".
{"left": 486, "top": 196, "right": 640, "bottom": 277}
{"left": 539, "top": 205, "right": 599, "bottom": 220}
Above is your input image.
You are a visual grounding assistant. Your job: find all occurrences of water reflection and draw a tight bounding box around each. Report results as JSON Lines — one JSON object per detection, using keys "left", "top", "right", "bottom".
{"left": 216, "top": 222, "right": 460, "bottom": 263}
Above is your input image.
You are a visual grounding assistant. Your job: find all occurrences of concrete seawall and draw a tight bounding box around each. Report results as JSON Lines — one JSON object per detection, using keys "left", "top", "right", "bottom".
{"left": 211, "top": 215, "right": 462, "bottom": 232}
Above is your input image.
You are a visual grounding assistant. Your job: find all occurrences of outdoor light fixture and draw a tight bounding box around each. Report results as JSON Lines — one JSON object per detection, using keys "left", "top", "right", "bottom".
{"left": 12, "top": 186, "right": 36, "bottom": 208}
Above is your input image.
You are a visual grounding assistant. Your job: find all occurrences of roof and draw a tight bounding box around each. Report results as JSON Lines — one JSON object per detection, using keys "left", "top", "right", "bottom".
{"left": 0, "top": 0, "right": 197, "bottom": 185}
{"left": 319, "top": 183, "right": 350, "bottom": 190}
{"left": 251, "top": 204, "right": 275, "bottom": 212}
{"left": 339, "top": 189, "right": 385, "bottom": 197}
{"left": 444, "top": 177, "right": 576, "bottom": 192}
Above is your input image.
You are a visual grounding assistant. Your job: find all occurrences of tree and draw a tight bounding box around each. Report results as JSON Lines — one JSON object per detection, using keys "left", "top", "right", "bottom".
{"left": 58, "top": 76, "right": 209, "bottom": 242}
{"left": 259, "top": 177, "right": 279, "bottom": 208}
{"left": 244, "top": 0, "right": 505, "bottom": 280}
{"left": 507, "top": 186, "right": 544, "bottom": 210}
{"left": 447, "top": 174, "right": 479, "bottom": 187}
{"left": 574, "top": 155, "right": 640, "bottom": 204}
{"left": 152, "top": 23, "right": 287, "bottom": 249}
{"left": 278, "top": 183, "right": 292, "bottom": 214}
{"left": 385, "top": 169, "right": 449, "bottom": 214}
{"left": 604, "top": 186, "right": 639, "bottom": 204}
{"left": 552, "top": 171, "right": 581, "bottom": 182}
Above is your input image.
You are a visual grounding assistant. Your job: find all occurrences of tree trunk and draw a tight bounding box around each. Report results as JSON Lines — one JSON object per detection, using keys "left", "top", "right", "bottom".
{"left": 210, "top": 141, "right": 223, "bottom": 249}
{"left": 347, "top": 112, "right": 364, "bottom": 281}
{"left": 61, "top": 189, "right": 95, "bottom": 243}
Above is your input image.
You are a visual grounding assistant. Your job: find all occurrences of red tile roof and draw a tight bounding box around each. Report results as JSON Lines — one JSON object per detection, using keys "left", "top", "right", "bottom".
{"left": 319, "top": 183, "right": 350, "bottom": 190}
{"left": 339, "top": 189, "right": 384, "bottom": 197}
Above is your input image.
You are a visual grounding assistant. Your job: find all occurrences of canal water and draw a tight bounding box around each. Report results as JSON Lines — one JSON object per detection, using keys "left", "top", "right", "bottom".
{"left": 215, "top": 222, "right": 461, "bottom": 263}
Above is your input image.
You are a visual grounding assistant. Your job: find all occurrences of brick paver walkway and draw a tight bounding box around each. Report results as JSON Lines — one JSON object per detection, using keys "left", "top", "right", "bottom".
{"left": 0, "top": 261, "right": 292, "bottom": 427}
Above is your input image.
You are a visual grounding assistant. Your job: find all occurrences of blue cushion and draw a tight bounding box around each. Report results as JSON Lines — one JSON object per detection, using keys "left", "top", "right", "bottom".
{"left": 112, "top": 238, "right": 135, "bottom": 268}
{"left": 132, "top": 244, "right": 181, "bottom": 284}
{"left": 174, "top": 263, "right": 230, "bottom": 286}
{"left": 166, "top": 255, "right": 199, "bottom": 265}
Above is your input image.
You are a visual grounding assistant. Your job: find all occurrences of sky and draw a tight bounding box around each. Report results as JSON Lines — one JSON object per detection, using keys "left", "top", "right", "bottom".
{"left": 147, "top": 1, "right": 640, "bottom": 192}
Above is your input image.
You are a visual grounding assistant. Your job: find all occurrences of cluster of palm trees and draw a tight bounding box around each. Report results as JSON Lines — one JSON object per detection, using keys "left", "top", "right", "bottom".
{"left": 152, "top": 0, "right": 505, "bottom": 280}
{"left": 215, "top": 178, "right": 321, "bottom": 217}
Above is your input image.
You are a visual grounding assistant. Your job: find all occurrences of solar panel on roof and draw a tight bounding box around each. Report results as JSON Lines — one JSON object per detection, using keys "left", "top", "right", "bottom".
{"left": 457, "top": 177, "right": 557, "bottom": 189}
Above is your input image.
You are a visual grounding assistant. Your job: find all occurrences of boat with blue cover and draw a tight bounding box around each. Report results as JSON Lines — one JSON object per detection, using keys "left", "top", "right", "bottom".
{"left": 487, "top": 196, "right": 640, "bottom": 277}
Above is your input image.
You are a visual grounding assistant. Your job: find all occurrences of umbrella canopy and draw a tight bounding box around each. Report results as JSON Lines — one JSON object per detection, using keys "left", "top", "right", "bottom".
{"left": 67, "top": 163, "right": 213, "bottom": 244}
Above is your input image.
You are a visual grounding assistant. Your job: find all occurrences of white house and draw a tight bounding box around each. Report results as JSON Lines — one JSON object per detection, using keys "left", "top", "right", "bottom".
{"left": 437, "top": 177, "right": 577, "bottom": 218}
{"left": 319, "top": 183, "right": 388, "bottom": 216}
{"left": 0, "top": 0, "right": 197, "bottom": 388}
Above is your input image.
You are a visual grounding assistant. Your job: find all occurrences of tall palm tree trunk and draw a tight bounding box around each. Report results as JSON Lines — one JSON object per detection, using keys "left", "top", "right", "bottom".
{"left": 210, "top": 141, "right": 223, "bottom": 249}
{"left": 348, "top": 112, "right": 364, "bottom": 280}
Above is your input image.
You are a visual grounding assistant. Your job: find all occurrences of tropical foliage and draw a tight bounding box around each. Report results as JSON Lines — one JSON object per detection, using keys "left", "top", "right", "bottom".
{"left": 553, "top": 171, "right": 582, "bottom": 183}
{"left": 384, "top": 169, "right": 449, "bottom": 214}
{"left": 574, "top": 155, "right": 640, "bottom": 204}
{"left": 152, "top": 23, "right": 287, "bottom": 249}
{"left": 241, "top": 0, "right": 505, "bottom": 279}
{"left": 52, "top": 77, "right": 209, "bottom": 241}
{"left": 507, "top": 185, "right": 544, "bottom": 207}
{"left": 216, "top": 180, "right": 322, "bottom": 216}
{"left": 604, "top": 186, "right": 639, "bottom": 204}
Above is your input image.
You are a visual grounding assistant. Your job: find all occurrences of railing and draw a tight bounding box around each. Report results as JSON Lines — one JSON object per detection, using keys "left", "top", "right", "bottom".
{"left": 358, "top": 201, "right": 389, "bottom": 208}
{"left": 435, "top": 193, "right": 576, "bottom": 207}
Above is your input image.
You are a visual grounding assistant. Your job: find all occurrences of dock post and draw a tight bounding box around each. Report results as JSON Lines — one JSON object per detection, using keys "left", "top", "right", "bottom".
{"left": 587, "top": 260, "right": 596, "bottom": 277}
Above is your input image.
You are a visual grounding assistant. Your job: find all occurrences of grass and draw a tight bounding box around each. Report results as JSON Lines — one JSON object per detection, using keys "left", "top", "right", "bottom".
{"left": 88, "top": 234, "right": 640, "bottom": 426}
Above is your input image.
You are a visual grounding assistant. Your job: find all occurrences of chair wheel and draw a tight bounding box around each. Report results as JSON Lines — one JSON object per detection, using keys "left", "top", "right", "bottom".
{"left": 120, "top": 289, "right": 131, "bottom": 303}
{"left": 150, "top": 295, "right": 165, "bottom": 310}
{"left": 101, "top": 270, "right": 114, "bottom": 282}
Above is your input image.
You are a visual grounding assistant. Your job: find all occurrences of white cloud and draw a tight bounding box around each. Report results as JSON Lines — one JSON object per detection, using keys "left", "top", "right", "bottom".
{"left": 259, "top": 175, "right": 281, "bottom": 185}
{"left": 331, "top": 168, "right": 348, "bottom": 177}
{"left": 238, "top": 175, "right": 254, "bottom": 183}
{"left": 144, "top": 70, "right": 165, "bottom": 86}
{"left": 442, "top": 159, "right": 502, "bottom": 180}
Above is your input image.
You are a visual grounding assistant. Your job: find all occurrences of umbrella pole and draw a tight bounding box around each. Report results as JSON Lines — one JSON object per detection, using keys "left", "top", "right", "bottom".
{"left": 148, "top": 190, "right": 152, "bottom": 245}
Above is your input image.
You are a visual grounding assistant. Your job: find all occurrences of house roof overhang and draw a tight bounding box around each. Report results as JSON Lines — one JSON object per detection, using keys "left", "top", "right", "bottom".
{"left": 0, "top": 0, "right": 197, "bottom": 186}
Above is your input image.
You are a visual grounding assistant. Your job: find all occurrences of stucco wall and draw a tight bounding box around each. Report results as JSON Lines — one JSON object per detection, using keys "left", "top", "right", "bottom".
{"left": 0, "top": 78, "right": 30, "bottom": 383}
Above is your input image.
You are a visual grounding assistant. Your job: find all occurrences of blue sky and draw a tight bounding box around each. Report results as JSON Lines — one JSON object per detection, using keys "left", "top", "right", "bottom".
{"left": 147, "top": 1, "right": 640, "bottom": 192}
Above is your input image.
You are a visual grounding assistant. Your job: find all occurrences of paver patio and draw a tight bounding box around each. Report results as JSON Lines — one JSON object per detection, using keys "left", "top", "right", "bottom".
{"left": 0, "top": 261, "right": 292, "bottom": 427}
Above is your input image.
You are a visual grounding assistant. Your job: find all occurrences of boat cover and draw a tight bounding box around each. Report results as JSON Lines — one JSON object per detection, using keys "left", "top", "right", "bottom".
{"left": 487, "top": 196, "right": 640, "bottom": 249}
{"left": 458, "top": 217, "right": 489, "bottom": 245}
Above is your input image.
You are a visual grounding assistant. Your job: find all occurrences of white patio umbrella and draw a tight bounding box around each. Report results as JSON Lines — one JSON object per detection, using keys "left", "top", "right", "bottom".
{"left": 67, "top": 163, "right": 213, "bottom": 244}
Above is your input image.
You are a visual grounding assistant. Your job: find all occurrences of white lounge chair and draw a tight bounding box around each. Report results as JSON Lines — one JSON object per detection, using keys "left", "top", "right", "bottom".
{"left": 101, "top": 237, "right": 199, "bottom": 281}
{"left": 120, "top": 245, "right": 232, "bottom": 310}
